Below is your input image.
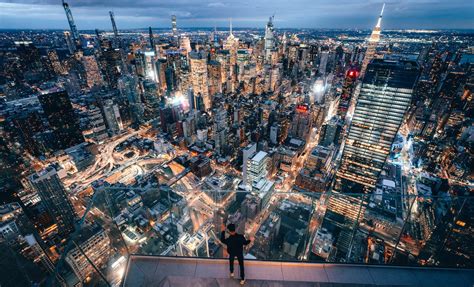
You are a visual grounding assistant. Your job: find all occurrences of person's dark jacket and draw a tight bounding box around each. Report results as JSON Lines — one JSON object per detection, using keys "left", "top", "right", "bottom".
{"left": 221, "top": 231, "right": 251, "bottom": 255}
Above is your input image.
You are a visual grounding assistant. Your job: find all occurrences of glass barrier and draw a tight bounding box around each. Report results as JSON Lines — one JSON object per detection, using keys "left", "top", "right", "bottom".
{"left": 46, "top": 183, "right": 473, "bottom": 286}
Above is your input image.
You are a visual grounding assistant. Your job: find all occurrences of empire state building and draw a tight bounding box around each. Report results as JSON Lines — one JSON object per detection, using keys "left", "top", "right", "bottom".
{"left": 360, "top": 3, "right": 385, "bottom": 77}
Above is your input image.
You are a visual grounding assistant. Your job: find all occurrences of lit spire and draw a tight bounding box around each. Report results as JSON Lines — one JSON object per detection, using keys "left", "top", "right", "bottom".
{"left": 376, "top": 3, "right": 385, "bottom": 28}
{"left": 229, "top": 18, "right": 233, "bottom": 36}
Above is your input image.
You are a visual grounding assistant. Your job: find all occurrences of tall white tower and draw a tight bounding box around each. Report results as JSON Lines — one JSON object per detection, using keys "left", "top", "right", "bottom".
{"left": 264, "top": 15, "right": 276, "bottom": 63}
{"left": 360, "top": 3, "right": 385, "bottom": 77}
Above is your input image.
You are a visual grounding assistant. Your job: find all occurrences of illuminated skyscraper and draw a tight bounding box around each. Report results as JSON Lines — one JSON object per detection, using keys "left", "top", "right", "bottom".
{"left": 179, "top": 36, "right": 192, "bottom": 53}
{"left": 28, "top": 166, "right": 76, "bottom": 235}
{"left": 189, "top": 51, "right": 210, "bottom": 110}
{"left": 360, "top": 3, "right": 385, "bottom": 77}
{"left": 62, "top": 0, "right": 80, "bottom": 48}
{"left": 81, "top": 53, "right": 103, "bottom": 88}
{"left": 47, "top": 49, "right": 66, "bottom": 75}
{"left": 223, "top": 19, "right": 239, "bottom": 67}
{"left": 171, "top": 15, "right": 178, "bottom": 37}
{"left": 264, "top": 15, "right": 276, "bottom": 63}
{"left": 334, "top": 58, "right": 420, "bottom": 193}
{"left": 38, "top": 90, "right": 84, "bottom": 150}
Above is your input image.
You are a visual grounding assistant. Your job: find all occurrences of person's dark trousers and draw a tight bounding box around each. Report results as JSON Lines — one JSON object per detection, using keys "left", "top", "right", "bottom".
{"left": 229, "top": 253, "right": 245, "bottom": 279}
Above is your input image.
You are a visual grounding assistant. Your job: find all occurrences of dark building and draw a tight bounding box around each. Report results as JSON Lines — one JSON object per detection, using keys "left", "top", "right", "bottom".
{"left": 100, "top": 48, "right": 123, "bottom": 89}
{"left": 189, "top": 155, "right": 212, "bottom": 178}
{"left": 11, "top": 111, "right": 46, "bottom": 156}
{"left": 38, "top": 90, "right": 84, "bottom": 150}
{"left": 28, "top": 166, "right": 76, "bottom": 235}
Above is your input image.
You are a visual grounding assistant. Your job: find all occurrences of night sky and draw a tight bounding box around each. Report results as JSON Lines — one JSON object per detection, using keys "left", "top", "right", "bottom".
{"left": 0, "top": 0, "right": 473, "bottom": 30}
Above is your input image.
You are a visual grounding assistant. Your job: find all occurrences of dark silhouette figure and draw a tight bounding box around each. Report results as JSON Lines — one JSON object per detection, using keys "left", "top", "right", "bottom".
{"left": 220, "top": 223, "right": 251, "bottom": 285}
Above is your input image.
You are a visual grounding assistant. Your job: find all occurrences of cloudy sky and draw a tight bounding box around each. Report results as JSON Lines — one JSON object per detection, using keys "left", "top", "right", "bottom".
{"left": 0, "top": 0, "right": 473, "bottom": 30}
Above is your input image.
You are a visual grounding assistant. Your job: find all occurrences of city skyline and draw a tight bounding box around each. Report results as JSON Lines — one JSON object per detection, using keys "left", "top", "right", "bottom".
{"left": 1, "top": 0, "right": 473, "bottom": 30}
{"left": 0, "top": 0, "right": 472, "bottom": 285}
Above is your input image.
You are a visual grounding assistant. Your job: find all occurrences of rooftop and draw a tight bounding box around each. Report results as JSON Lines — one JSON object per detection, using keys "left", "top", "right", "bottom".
{"left": 122, "top": 255, "right": 474, "bottom": 287}
{"left": 251, "top": 151, "right": 268, "bottom": 163}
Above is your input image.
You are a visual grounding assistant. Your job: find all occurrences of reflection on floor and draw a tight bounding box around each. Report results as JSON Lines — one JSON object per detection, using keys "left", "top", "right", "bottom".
{"left": 123, "top": 255, "right": 474, "bottom": 287}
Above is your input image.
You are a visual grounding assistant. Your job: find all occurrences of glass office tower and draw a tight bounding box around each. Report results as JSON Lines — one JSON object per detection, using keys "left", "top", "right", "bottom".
{"left": 334, "top": 58, "right": 420, "bottom": 193}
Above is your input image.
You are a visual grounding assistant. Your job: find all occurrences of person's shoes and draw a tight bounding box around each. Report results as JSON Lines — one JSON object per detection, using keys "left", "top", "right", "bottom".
{"left": 240, "top": 279, "right": 245, "bottom": 285}
{"left": 230, "top": 272, "right": 234, "bottom": 278}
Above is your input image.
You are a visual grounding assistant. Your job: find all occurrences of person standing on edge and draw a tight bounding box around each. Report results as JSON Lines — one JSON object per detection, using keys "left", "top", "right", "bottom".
{"left": 221, "top": 223, "right": 251, "bottom": 285}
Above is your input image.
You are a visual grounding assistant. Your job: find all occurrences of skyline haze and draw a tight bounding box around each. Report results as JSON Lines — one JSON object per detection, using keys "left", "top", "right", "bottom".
{"left": 0, "top": 0, "right": 473, "bottom": 30}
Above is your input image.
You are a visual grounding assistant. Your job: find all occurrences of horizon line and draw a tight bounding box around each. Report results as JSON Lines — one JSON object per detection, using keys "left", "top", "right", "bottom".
{"left": 1, "top": 27, "right": 473, "bottom": 32}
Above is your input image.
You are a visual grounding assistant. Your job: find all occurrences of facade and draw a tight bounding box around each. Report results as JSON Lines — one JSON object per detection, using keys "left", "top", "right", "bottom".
{"left": 208, "top": 60, "right": 223, "bottom": 97}
{"left": 290, "top": 104, "right": 312, "bottom": 140}
{"left": 28, "top": 166, "right": 76, "bottom": 235}
{"left": 82, "top": 54, "right": 103, "bottom": 88}
{"left": 85, "top": 106, "right": 108, "bottom": 143}
{"left": 171, "top": 15, "right": 178, "bottom": 37}
{"left": 242, "top": 143, "right": 257, "bottom": 186}
{"left": 38, "top": 90, "right": 84, "bottom": 150}
{"left": 65, "top": 227, "right": 111, "bottom": 281}
{"left": 189, "top": 52, "right": 210, "bottom": 110}
{"left": 62, "top": 0, "right": 80, "bottom": 47}
{"left": 102, "top": 99, "right": 123, "bottom": 135}
{"left": 264, "top": 16, "right": 276, "bottom": 63}
{"left": 100, "top": 48, "right": 123, "bottom": 89}
{"left": 247, "top": 151, "right": 269, "bottom": 186}
{"left": 335, "top": 58, "right": 420, "bottom": 193}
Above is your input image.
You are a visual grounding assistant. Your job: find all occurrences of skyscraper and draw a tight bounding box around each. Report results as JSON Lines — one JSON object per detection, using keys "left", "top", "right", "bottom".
{"left": 109, "top": 11, "right": 121, "bottom": 48}
{"left": 334, "top": 58, "right": 420, "bottom": 193}
{"left": 149, "top": 26, "right": 155, "bottom": 50}
{"left": 223, "top": 19, "right": 239, "bottom": 68}
{"left": 38, "top": 90, "right": 84, "bottom": 150}
{"left": 28, "top": 166, "right": 76, "bottom": 235}
{"left": 102, "top": 99, "right": 123, "bottom": 136}
{"left": 208, "top": 60, "right": 222, "bottom": 97}
{"left": 171, "top": 15, "right": 178, "bottom": 38}
{"left": 189, "top": 51, "right": 210, "bottom": 110}
{"left": 242, "top": 143, "right": 257, "bottom": 186}
{"left": 213, "top": 106, "right": 228, "bottom": 156}
{"left": 264, "top": 16, "right": 276, "bottom": 63}
{"left": 118, "top": 75, "right": 144, "bottom": 128}
{"left": 65, "top": 226, "right": 111, "bottom": 282}
{"left": 63, "top": 31, "right": 75, "bottom": 54}
{"left": 290, "top": 104, "right": 312, "bottom": 141}
{"left": 179, "top": 36, "right": 192, "bottom": 53}
{"left": 109, "top": 11, "right": 119, "bottom": 38}
{"left": 360, "top": 3, "right": 385, "bottom": 77}
{"left": 247, "top": 151, "right": 269, "bottom": 186}
{"left": 62, "top": 0, "right": 80, "bottom": 48}
{"left": 81, "top": 53, "right": 103, "bottom": 88}
{"left": 99, "top": 48, "right": 123, "bottom": 89}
